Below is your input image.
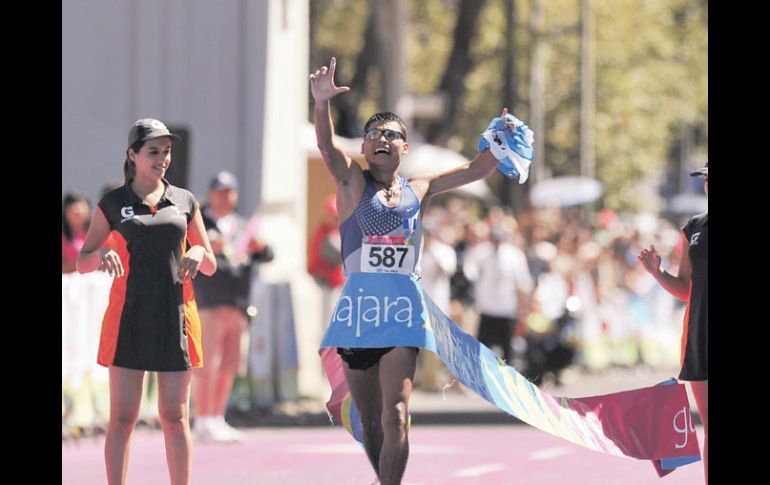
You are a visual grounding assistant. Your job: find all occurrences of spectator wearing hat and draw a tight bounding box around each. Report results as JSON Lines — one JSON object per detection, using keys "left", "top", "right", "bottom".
{"left": 191, "top": 171, "right": 274, "bottom": 442}
{"left": 638, "top": 161, "right": 708, "bottom": 483}
{"left": 77, "top": 118, "right": 216, "bottom": 485}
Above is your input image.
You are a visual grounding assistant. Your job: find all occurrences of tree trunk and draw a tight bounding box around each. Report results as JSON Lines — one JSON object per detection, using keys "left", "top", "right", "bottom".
{"left": 374, "top": 0, "right": 407, "bottom": 114}
{"left": 499, "top": 0, "right": 532, "bottom": 214}
{"left": 424, "top": 0, "right": 488, "bottom": 146}
{"left": 334, "top": 8, "right": 378, "bottom": 138}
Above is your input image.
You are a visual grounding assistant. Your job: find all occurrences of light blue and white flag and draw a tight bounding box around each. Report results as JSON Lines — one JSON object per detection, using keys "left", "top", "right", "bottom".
{"left": 478, "top": 113, "right": 535, "bottom": 183}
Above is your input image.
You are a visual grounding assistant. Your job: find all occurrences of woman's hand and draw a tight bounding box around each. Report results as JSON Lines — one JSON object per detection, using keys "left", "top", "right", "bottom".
{"left": 178, "top": 246, "right": 205, "bottom": 284}
{"left": 99, "top": 248, "right": 124, "bottom": 277}
{"left": 638, "top": 245, "right": 662, "bottom": 276}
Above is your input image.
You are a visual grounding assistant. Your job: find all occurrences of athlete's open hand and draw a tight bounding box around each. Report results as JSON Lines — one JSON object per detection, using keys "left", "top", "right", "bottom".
{"left": 309, "top": 57, "right": 350, "bottom": 103}
{"left": 500, "top": 107, "right": 515, "bottom": 127}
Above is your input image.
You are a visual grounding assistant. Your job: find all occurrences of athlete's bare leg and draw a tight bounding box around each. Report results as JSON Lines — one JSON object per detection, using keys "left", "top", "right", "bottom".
{"left": 344, "top": 359, "right": 385, "bottom": 478}
{"left": 377, "top": 347, "right": 418, "bottom": 485}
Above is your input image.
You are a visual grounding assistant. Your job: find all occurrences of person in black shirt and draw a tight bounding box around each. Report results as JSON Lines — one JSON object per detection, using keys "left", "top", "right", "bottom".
{"left": 191, "top": 171, "right": 274, "bottom": 442}
{"left": 639, "top": 162, "right": 708, "bottom": 483}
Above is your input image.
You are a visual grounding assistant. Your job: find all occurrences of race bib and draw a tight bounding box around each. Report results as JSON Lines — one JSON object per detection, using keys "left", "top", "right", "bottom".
{"left": 361, "top": 235, "right": 415, "bottom": 275}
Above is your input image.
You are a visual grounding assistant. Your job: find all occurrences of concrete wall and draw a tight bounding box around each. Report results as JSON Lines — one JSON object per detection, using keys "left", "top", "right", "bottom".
{"left": 63, "top": 0, "right": 265, "bottom": 209}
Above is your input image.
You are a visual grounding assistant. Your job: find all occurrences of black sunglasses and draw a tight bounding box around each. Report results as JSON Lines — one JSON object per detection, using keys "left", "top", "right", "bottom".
{"left": 364, "top": 128, "right": 405, "bottom": 141}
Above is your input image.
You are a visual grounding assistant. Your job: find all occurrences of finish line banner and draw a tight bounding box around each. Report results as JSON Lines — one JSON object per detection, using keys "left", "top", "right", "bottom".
{"left": 319, "top": 273, "right": 700, "bottom": 474}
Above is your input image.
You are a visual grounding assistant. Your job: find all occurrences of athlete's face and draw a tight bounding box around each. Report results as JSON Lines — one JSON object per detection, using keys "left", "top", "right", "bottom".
{"left": 361, "top": 121, "right": 408, "bottom": 167}
{"left": 703, "top": 175, "right": 708, "bottom": 196}
{"left": 129, "top": 137, "right": 173, "bottom": 181}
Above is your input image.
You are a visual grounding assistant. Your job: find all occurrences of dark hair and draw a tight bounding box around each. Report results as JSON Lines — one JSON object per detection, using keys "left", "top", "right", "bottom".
{"left": 62, "top": 191, "right": 91, "bottom": 241}
{"left": 363, "top": 112, "right": 407, "bottom": 141}
{"left": 123, "top": 139, "right": 146, "bottom": 184}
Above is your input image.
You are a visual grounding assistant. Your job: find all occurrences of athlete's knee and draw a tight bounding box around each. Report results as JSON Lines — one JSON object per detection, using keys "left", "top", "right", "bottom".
{"left": 381, "top": 401, "right": 408, "bottom": 431}
{"left": 357, "top": 408, "right": 382, "bottom": 433}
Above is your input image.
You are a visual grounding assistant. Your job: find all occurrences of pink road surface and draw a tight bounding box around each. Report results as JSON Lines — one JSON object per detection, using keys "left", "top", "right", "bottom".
{"left": 62, "top": 425, "right": 705, "bottom": 484}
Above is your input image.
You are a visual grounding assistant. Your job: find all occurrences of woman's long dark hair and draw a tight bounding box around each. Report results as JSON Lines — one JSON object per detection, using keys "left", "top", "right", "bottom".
{"left": 62, "top": 191, "right": 91, "bottom": 242}
{"left": 123, "top": 139, "right": 146, "bottom": 184}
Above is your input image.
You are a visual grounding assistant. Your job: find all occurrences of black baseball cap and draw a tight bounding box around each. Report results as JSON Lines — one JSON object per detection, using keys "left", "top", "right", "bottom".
{"left": 209, "top": 171, "right": 239, "bottom": 191}
{"left": 127, "top": 118, "right": 181, "bottom": 149}
{"left": 689, "top": 161, "right": 708, "bottom": 177}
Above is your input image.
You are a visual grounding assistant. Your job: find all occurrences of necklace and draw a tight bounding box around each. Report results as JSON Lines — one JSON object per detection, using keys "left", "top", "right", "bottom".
{"left": 382, "top": 184, "right": 400, "bottom": 202}
{"left": 373, "top": 176, "right": 401, "bottom": 202}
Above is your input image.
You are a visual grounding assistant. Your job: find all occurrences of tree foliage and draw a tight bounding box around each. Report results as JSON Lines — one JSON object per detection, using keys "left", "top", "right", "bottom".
{"left": 309, "top": 0, "right": 707, "bottom": 212}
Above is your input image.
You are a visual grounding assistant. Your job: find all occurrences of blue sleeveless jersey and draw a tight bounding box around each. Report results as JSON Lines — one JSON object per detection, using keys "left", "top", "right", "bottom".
{"left": 339, "top": 170, "right": 423, "bottom": 277}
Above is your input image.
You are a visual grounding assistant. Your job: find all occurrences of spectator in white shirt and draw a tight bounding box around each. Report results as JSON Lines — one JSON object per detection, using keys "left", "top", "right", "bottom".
{"left": 465, "top": 225, "right": 533, "bottom": 363}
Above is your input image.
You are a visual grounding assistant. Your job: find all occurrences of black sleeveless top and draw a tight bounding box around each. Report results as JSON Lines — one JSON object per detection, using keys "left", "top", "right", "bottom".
{"left": 680, "top": 212, "right": 707, "bottom": 381}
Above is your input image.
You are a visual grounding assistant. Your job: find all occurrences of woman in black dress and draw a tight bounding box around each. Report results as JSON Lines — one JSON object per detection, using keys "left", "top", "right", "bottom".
{"left": 639, "top": 162, "right": 708, "bottom": 483}
{"left": 78, "top": 119, "right": 217, "bottom": 485}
